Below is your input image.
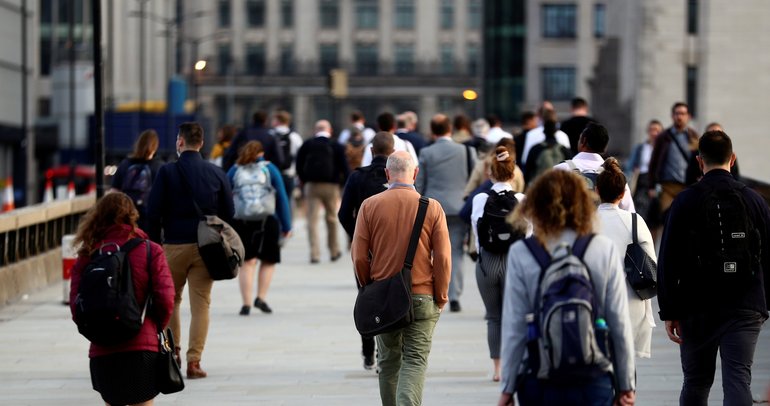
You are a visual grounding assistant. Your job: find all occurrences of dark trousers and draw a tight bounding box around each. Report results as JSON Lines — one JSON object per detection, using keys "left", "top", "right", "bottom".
{"left": 518, "top": 374, "right": 614, "bottom": 406}
{"left": 679, "top": 311, "right": 765, "bottom": 406}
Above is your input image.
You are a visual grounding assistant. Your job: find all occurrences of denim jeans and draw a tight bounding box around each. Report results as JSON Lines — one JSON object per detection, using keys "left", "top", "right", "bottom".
{"left": 679, "top": 311, "right": 765, "bottom": 406}
{"left": 376, "top": 295, "right": 441, "bottom": 406}
{"left": 518, "top": 373, "right": 615, "bottom": 406}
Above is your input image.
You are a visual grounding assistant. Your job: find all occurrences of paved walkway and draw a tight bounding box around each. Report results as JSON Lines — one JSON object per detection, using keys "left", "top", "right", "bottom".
{"left": 0, "top": 218, "right": 768, "bottom": 405}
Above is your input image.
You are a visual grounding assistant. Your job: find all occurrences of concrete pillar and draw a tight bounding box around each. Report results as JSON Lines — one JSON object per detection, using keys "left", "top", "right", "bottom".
{"left": 420, "top": 95, "right": 439, "bottom": 135}
{"left": 232, "top": 0, "right": 246, "bottom": 73}
{"left": 416, "top": 0, "right": 440, "bottom": 73}
{"left": 294, "top": 0, "right": 319, "bottom": 74}
{"left": 339, "top": 0, "right": 354, "bottom": 67}
{"left": 293, "top": 94, "right": 312, "bottom": 137}
{"left": 266, "top": 0, "right": 281, "bottom": 74}
{"left": 379, "top": 0, "right": 394, "bottom": 74}
{"left": 455, "top": 0, "right": 468, "bottom": 74}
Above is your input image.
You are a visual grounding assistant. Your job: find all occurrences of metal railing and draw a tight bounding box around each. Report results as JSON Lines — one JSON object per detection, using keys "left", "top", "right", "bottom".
{"left": 0, "top": 196, "right": 95, "bottom": 268}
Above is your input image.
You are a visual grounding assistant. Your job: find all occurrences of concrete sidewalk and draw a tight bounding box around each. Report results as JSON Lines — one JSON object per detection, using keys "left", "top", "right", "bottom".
{"left": 0, "top": 219, "right": 768, "bottom": 405}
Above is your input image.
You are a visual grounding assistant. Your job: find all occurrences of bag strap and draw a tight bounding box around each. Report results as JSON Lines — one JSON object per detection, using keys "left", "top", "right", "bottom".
{"left": 631, "top": 213, "right": 639, "bottom": 244}
{"left": 175, "top": 162, "right": 205, "bottom": 219}
{"left": 667, "top": 129, "right": 692, "bottom": 164}
{"left": 403, "top": 196, "right": 430, "bottom": 271}
{"left": 565, "top": 160, "right": 578, "bottom": 171}
{"left": 119, "top": 237, "right": 145, "bottom": 254}
{"left": 464, "top": 144, "right": 473, "bottom": 179}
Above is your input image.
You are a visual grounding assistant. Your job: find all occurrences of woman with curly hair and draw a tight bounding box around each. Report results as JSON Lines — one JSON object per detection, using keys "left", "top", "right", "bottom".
{"left": 69, "top": 192, "right": 175, "bottom": 406}
{"left": 497, "top": 169, "right": 636, "bottom": 406}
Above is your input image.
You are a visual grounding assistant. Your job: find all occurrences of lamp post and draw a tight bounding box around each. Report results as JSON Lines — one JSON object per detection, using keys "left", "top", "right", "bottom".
{"left": 193, "top": 59, "right": 207, "bottom": 117}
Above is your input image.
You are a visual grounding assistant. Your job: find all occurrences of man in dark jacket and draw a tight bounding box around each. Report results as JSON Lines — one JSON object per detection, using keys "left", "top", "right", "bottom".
{"left": 658, "top": 130, "right": 770, "bottom": 405}
{"left": 222, "top": 110, "right": 284, "bottom": 171}
{"left": 296, "top": 119, "right": 350, "bottom": 263}
{"left": 147, "top": 122, "right": 235, "bottom": 380}
{"left": 647, "top": 102, "right": 700, "bottom": 216}
{"left": 560, "top": 97, "right": 596, "bottom": 156}
{"left": 338, "top": 131, "right": 394, "bottom": 371}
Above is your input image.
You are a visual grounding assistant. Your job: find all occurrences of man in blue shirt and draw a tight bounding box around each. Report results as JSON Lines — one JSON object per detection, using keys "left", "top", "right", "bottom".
{"left": 147, "top": 122, "right": 235, "bottom": 380}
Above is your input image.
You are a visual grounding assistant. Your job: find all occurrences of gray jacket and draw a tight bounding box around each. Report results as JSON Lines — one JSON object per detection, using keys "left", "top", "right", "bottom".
{"left": 415, "top": 137, "right": 476, "bottom": 215}
{"left": 500, "top": 230, "right": 636, "bottom": 394}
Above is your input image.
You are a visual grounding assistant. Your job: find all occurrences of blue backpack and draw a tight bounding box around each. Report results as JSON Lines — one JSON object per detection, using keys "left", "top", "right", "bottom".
{"left": 523, "top": 235, "right": 612, "bottom": 382}
{"left": 121, "top": 163, "right": 153, "bottom": 210}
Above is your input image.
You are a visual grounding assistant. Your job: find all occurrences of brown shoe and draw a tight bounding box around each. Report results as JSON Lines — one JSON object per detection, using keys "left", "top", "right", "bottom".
{"left": 186, "top": 361, "right": 207, "bottom": 379}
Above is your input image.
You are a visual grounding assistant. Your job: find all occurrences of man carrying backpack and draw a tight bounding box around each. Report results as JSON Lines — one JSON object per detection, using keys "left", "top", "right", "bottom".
{"left": 658, "top": 130, "right": 770, "bottom": 405}
{"left": 270, "top": 110, "right": 303, "bottom": 203}
{"left": 222, "top": 110, "right": 285, "bottom": 172}
{"left": 553, "top": 122, "right": 636, "bottom": 212}
{"left": 338, "top": 132, "right": 395, "bottom": 371}
{"left": 523, "top": 109, "right": 572, "bottom": 184}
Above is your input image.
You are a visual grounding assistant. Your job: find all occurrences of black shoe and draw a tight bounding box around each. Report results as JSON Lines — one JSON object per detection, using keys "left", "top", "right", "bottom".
{"left": 254, "top": 297, "right": 273, "bottom": 314}
{"left": 310, "top": 258, "right": 320, "bottom": 264}
{"left": 449, "top": 300, "right": 461, "bottom": 312}
{"left": 331, "top": 253, "right": 342, "bottom": 262}
{"left": 239, "top": 305, "right": 250, "bottom": 316}
{"left": 363, "top": 353, "right": 375, "bottom": 370}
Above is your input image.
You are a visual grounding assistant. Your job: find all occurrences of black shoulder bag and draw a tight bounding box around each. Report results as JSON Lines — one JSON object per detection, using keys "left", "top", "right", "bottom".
{"left": 624, "top": 213, "right": 658, "bottom": 299}
{"left": 353, "top": 196, "right": 430, "bottom": 337}
{"left": 175, "top": 163, "right": 244, "bottom": 280}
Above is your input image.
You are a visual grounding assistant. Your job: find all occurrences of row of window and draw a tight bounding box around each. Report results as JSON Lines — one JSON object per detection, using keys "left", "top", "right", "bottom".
{"left": 213, "top": 43, "right": 480, "bottom": 76}
{"left": 542, "top": 4, "right": 605, "bottom": 39}
{"left": 219, "top": 0, "right": 482, "bottom": 30}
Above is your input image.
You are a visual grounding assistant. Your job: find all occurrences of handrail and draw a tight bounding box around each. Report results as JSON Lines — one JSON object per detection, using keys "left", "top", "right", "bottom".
{"left": 0, "top": 195, "right": 95, "bottom": 268}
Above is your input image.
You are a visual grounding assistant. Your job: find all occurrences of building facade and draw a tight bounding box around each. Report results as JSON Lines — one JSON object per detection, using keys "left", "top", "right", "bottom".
{"left": 186, "top": 0, "right": 482, "bottom": 136}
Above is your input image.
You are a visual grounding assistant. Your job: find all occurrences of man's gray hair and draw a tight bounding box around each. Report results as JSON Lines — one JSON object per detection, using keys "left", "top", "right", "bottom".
{"left": 386, "top": 151, "right": 416, "bottom": 176}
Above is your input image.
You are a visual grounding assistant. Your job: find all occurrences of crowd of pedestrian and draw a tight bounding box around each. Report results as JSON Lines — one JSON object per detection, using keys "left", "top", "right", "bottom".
{"left": 68, "top": 100, "right": 768, "bottom": 406}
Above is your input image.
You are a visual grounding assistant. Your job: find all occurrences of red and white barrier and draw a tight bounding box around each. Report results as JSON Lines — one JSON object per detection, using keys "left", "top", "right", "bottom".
{"left": 62, "top": 235, "right": 77, "bottom": 305}
{"left": 2, "top": 177, "right": 14, "bottom": 212}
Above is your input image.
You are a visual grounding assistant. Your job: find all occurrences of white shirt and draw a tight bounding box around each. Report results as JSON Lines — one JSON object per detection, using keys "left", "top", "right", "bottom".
{"left": 639, "top": 143, "right": 653, "bottom": 174}
{"left": 361, "top": 133, "right": 418, "bottom": 167}
{"left": 596, "top": 203, "right": 656, "bottom": 358}
{"left": 553, "top": 152, "right": 637, "bottom": 213}
{"left": 273, "top": 125, "right": 304, "bottom": 177}
{"left": 521, "top": 126, "right": 571, "bottom": 164}
{"left": 485, "top": 126, "right": 513, "bottom": 145}
{"left": 470, "top": 182, "right": 526, "bottom": 252}
{"left": 338, "top": 122, "right": 376, "bottom": 145}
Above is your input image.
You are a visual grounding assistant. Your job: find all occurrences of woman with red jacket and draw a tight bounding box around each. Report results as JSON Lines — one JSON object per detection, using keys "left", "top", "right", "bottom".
{"left": 69, "top": 193, "right": 175, "bottom": 406}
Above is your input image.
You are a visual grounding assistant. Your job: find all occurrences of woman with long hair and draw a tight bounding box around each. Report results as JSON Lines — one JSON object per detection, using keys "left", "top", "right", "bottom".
{"left": 498, "top": 170, "right": 636, "bottom": 406}
{"left": 470, "top": 146, "right": 526, "bottom": 381}
{"left": 227, "top": 141, "right": 292, "bottom": 315}
{"left": 69, "top": 192, "right": 175, "bottom": 406}
{"left": 596, "top": 157, "right": 656, "bottom": 359}
{"left": 110, "top": 129, "right": 164, "bottom": 230}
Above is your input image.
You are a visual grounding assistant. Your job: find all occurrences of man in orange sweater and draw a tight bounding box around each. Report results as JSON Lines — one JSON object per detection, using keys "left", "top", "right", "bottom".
{"left": 352, "top": 150, "right": 451, "bottom": 406}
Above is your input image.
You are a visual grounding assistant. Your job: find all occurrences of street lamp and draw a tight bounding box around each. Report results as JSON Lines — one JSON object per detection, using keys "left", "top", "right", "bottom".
{"left": 193, "top": 59, "right": 207, "bottom": 117}
{"left": 194, "top": 60, "right": 207, "bottom": 71}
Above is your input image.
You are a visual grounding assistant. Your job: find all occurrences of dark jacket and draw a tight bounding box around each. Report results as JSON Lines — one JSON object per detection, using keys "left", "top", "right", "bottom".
{"left": 296, "top": 135, "right": 350, "bottom": 185}
{"left": 338, "top": 155, "right": 388, "bottom": 238}
{"left": 560, "top": 115, "right": 596, "bottom": 156}
{"left": 396, "top": 129, "right": 426, "bottom": 156}
{"left": 69, "top": 225, "right": 175, "bottom": 358}
{"left": 147, "top": 151, "right": 235, "bottom": 244}
{"left": 222, "top": 125, "right": 284, "bottom": 171}
{"left": 658, "top": 170, "right": 770, "bottom": 321}
{"left": 110, "top": 157, "right": 164, "bottom": 190}
{"left": 647, "top": 126, "right": 699, "bottom": 189}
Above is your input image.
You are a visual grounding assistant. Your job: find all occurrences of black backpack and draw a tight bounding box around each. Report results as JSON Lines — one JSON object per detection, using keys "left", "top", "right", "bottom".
{"left": 358, "top": 164, "right": 389, "bottom": 201}
{"left": 303, "top": 141, "right": 335, "bottom": 181}
{"left": 272, "top": 128, "right": 294, "bottom": 171}
{"left": 74, "top": 238, "right": 150, "bottom": 345}
{"left": 692, "top": 184, "right": 761, "bottom": 285}
{"left": 121, "top": 163, "right": 152, "bottom": 210}
{"left": 477, "top": 190, "right": 524, "bottom": 254}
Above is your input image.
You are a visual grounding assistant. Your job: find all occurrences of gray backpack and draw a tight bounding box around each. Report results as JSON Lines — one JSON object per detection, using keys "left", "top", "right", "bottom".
{"left": 233, "top": 161, "right": 276, "bottom": 221}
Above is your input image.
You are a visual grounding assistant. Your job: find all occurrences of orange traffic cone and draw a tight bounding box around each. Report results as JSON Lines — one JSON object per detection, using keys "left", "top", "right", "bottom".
{"left": 66, "top": 181, "right": 76, "bottom": 199}
{"left": 2, "top": 177, "right": 15, "bottom": 212}
{"left": 43, "top": 178, "right": 54, "bottom": 203}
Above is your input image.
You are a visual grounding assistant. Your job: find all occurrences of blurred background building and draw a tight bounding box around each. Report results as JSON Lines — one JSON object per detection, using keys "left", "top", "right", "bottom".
{"left": 1, "top": 0, "right": 770, "bottom": 206}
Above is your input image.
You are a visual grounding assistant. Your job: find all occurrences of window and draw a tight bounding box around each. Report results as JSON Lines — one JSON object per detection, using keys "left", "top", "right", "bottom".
{"left": 218, "top": 0, "right": 231, "bottom": 27}
{"left": 441, "top": 0, "right": 454, "bottom": 30}
{"left": 40, "top": 37, "right": 52, "bottom": 76}
{"left": 281, "top": 0, "right": 293, "bottom": 27}
{"left": 394, "top": 44, "right": 414, "bottom": 74}
{"left": 355, "top": 43, "right": 378, "bottom": 75}
{"left": 594, "top": 4, "right": 605, "bottom": 38}
{"left": 687, "top": 0, "right": 698, "bottom": 34}
{"left": 245, "top": 44, "right": 266, "bottom": 75}
{"left": 395, "top": 0, "right": 415, "bottom": 29}
{"left": 687, "top": 65, "right": 698, "bottom": 116}
{"left": 542, "top": 4, "right": 577, "bottom": 38}
{"left": 280, "top": 45, "right": 293, "bottom": 75}
{"left": 246, "top": 0, "right": 265, "bottom": 27}
{"left": 541, "top": 67, "right": 575, "bottom": 101}
{"left": 217, "top": 43, "right": 231, "bottom": 75}
{"left": 467, "top": 43, "right": 479, "bottom": 76}
{"left": 468, "top": 0, "right": 481, "bottom": 29}
{"left": 440, "top": 44, "right": 454, "bottom": 75}
{"left": 356, "top": 0, "right": 378, "bottom": 29}
{"left": 320, "top": 44, "right": 338, "bottom": 73}
{"left": 320, "top": 0, "right": 339, "bottom": 28}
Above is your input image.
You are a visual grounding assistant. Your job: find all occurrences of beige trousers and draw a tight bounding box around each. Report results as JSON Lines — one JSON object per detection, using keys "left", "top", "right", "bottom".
{"left": 164, "top": 243, "right": 213, "bottom": 363}
{"left": 305, "top": 182, "right": 341, "bottom": 261}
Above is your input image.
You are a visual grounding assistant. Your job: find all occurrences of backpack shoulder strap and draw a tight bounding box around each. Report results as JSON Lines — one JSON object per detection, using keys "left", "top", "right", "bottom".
{"left": 565, "top": 160, "right": 578, "bottom": 171}
{"left": 631, "top": 213, "right": 639, "bottom": 244}
{"left": 404, "top": 196, "right": 430, "bottom": 270}
{"left": 120, "top": 238, "right": 145, "bottom": 254}
{"left": 572, "top": 234, "right": 595, "bottom": 259}
{"left": 524, "top": 237, "right": 551, "bottom": 274}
